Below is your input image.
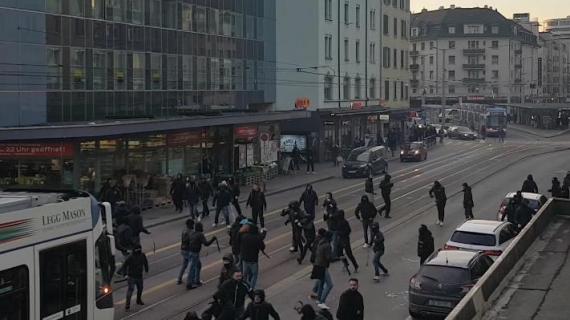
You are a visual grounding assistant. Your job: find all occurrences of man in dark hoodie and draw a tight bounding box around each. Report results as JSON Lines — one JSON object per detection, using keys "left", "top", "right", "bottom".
{"left": 371, "top": 222, "right": 388, "bottom": 281}
{"left": 322, "top": 193, "right": 340, "bottom": 256}
{"left": 429, "top": 181, "right": 447, "bottom": 226}
{"left": 229, "top": 213, "right": 246, "bottom": 265}
{"left": 379, "top": 174, "right": 394, "bottom": 218}
{"left": 548, "top": 177, "right": 562, "bottom": 197}
{"left": 218, "top": 254, "right": 238, "bottom": 289}
{"left": 297, "top": 209, "right": 317, "bottom": 264}
{"left": 246, "top": 184, "right": 267, "bottom": 229}
{"left": 336, "top": 278, "right": 364, "bottom": 320}
{"left": 239, "top": 221, "right": 266, "bottom": 290}
{"left": 515, "top": 198, "right": 534, "bottom": 231}
{"left": 116, "top": 215, "right": 136, "bottom": 256}
{"left": 336, "top": 210, "right": 359, "bottom": 273}
{"left": 171, "top": 174, "right": 186, "bottom": 213}
{"left": 310, "top": 229, "right": 334, "bottom": 310}
{"left": 198, "top": 176, "right": 213, "bottom": 219}
{"left": 186, "top": 178, "right": 200, "bottom": 219}
{"left": 355, "top": 195, "right": 377, "bottom": 247}
{"left": 230, "top": 177, "right": 243, "bottom": 216}
{"left": 281, "top": 201, "right": 304, "bottom": 253}
{"left": 127, "top": 207, "right": 150, "bottom": 247}
{"left": 417, "top": 224, "right": 434, "bottom": 265}
{"left": 521, "top": 174, "right": 539, "bottom": 193}
{"left": 462, "top": 183, "right": 475, "bottom": 220}
{"left": 177, "top": 219, "right": 195, "bottom": 285}
{"left": 213, "top": 181, "right": 233, "bottom": 227}
{"left": 215, "top": 270, "right": 253, "bottom": 317}
{"left": 120, "top": 245, "right": 149, "bottom": 311}
{"left": 239, "top": 289, "right": 280, "bottom": 320}
{"left": 364, "top": 177, "right": 375, "bottom": 200}
{"left": 299, "top": 184, "right": 319, "bottom": 220}
{"left": 187, "top": 222, "right": 217, "bottom": 289}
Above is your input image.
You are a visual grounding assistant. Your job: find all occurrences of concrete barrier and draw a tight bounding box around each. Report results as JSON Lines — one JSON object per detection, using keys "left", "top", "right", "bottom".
{"left": 446, "top": 198, "right": 570, "bottom": 320}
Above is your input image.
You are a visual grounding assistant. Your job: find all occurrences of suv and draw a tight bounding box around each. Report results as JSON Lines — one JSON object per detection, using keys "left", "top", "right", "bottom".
{"left": 400, "top": 142, "right": 428, "bottom": 162}
{"left": 342, "top": 146, "right": 388, "bottom": 178}
{"left": 444, "top": 220, "right": 518, "bottom": 258}
{"left": 409, "top": 250, "right": 494, "bottom": 319}
{"left": 496, "top": 192, "right": 547, "bottom": 220}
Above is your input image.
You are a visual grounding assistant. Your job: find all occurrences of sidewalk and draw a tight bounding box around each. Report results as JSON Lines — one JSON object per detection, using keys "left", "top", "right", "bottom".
{"left": 509, "top": 123, "right": 570, "bottom": 138}
{"left": 141, "top": 150, "right": 401, "bottom": 229}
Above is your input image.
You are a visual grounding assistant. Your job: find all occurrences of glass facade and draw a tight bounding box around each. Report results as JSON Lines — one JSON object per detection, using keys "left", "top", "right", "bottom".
{"left": 0, "top": 0, "right": 272, "bottom": 127}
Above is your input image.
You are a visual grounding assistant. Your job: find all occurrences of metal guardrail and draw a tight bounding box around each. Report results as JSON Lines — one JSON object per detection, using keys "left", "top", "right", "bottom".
{"left": 446, "top": 198, "right": 570, "bottom": 320}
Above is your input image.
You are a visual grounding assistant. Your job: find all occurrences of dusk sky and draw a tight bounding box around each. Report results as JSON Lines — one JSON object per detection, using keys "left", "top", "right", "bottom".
{"left": 411, "top": 0, "right": 570, "bottom": 23}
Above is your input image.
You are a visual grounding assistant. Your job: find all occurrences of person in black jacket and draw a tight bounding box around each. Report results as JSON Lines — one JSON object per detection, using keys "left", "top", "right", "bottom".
{"left": 297, "top": 209, "right": 316, "bottom": 264}
{"left": 229, "top": 213, "right": 246, "bottom": 265}
{"left": 336, "top": 210, "right": 359, "bottom": 273}
{"left": 515, "top": 199, "right": 534, "bottom": 230}
{"left": 379, "top": 174, "right": 394, "bottom": 218}
{"left": 306, "top": 148, "right": 315, "bottom": 174}
{"left": 187, "top": 222, "right": 217, "bottom": 289}
{"left": 213, "top": 181, "right": 233, "bottom": 227}
{"left": 548, "top": 177, "right": 562, "bottom": 198}
{"left": 116, "top": 216, "right": 136, "bottom": 256}
{"left": 364, "top": 177, "right": 375, "bottom": 200}
{"left": 429, "top": 181, "right": 447, "bottom": 226}
{"left": 462, "top": 183, "right": 475, "bottom": 220}
{"left": 417, "top": 224, "right": 434, "bottom": 265}
{"left": 355, "top": 195, "right": 377, "bottom": 247}
{"left": 218, "top": 254, "right": 238, "bottom": 289}
{"left": 239, "top": 222, "right": 266, "bottom": 290}
{"left": 177, "top": 219, "right": 195, "bottom": 285}
{"left": 299, "top": 184, "right": 319, "bottom": 220}
{"left": 501, "top": 195, "right": 520, "bottom": 224}
{"left": 186, "top": 178, "right": 200, "bottom": 219}
{"left": 336, "top": 278, "right": 364, "bottom": 320}
{"left": 322, "top": 193, "right": 339, "bottom": 256}
{"left": 119, "top": 245, "right": 149, "bottom": 311}
{"left": 198, "top": 176, "right": 213, "bottom": 219}
{"left": 171, "top": 174, "right": 186, "bottom": 213}
{"left": 215, "top": 270, "right": 253, "bottom": 317}
{"left": 127, "top": 207, "right": 150, "bottom": 247}
{"left": 281, "top": 201, "right": 304, "bottom": 253}
{"left": 521, "top": 174, "right": 539, "bottom": 193}
{"left": 246, "top": 184, "right": 267, "bottom": 228}
{"left": 370, "top": 222, "right": 388, "bottom": 281}
{"left": 230, "top": 177, "right": 243, "bottom": 216}
{"left": 239, "top": 289, "right": 280, "bottom": 320}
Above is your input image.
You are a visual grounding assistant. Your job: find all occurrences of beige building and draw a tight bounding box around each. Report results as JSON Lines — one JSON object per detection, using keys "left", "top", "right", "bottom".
{"left": 380, "top": 0, "right": 411, "bottom": 109}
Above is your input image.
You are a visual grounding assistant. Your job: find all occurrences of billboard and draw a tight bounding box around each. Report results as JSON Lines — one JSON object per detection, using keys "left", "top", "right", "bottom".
{"left": 280, "top": 135, "right": 306, "bottom": 152}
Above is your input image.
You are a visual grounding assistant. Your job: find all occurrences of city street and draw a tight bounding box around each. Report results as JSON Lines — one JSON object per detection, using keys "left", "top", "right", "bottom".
{"left": 114, "top": 130, "right": 570, "bottom": 320}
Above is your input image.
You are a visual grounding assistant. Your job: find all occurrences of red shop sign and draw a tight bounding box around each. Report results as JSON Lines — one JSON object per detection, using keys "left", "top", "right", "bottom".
{"left": 234, "top": 126, "right": 258, "bottom": 141}
{"left": 0, "top": 143, "right": 74, "bottom": 158}
{"left": 167, "top": 131, "right": 201, "bottom": 147}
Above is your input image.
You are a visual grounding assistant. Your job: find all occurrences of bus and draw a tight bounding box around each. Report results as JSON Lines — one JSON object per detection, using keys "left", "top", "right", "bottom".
{"left": 0, "top": 190, "right": 116, "bottom": 320}
{"left": 484, "top": 107, "right": 507, "bottom": 137}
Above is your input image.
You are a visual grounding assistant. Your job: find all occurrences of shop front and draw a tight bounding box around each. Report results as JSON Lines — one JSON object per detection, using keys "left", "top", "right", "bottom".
{"left": 234, "top": 123, "right": 281, "bottom": 186}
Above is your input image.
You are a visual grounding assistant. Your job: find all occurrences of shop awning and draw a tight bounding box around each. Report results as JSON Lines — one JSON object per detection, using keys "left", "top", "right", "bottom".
{"left": 0, "top": 111, "right": 311, "bottom": 142}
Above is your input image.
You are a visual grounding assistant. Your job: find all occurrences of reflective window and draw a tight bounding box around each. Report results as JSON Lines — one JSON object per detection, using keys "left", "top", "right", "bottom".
{"left": 0, "top": 265, "right": 29, "bottom": 320}
{"left": 93, "top": 50, "right": 107, "bottom": 90}
{"left": 92, "top": 0, "right": 105, "bottom": 19}
{"left": 210, "top": 57, "right": 219, "bottom": 90}
{"left": 151, "top": 54, "right": 162, "bottom": 90}
{"left": 46, "top": 0, "right": 62, "bottom": 13}
{"left": 196, "top": 56, "right": 207, "bottom": 90}
{"left": 131, "top": 0, "right": 144, "bottom": 25}
{"left": 150, "top": 0, "right": 161, "bottom": 27}
{"left": 182, "top": 4, "right": 193, "bottom": 31}
{"left": 208, "top": 8, "right": 219, "bottom": 34}
{"left": 167, "top": 55, "right": 178, "bottom": 90}
{"left": 163, "top": 0, "right": 177, "bottom": 29}
{"left": 70, "top": 0, "right": 85, "bottom": 17}
{"left": 133, "top": 53, "right": 145, "bottom": 90}
{"left": 194, "top": 6, "right": 206, "bottom": 33}
{"left": 111, "top": 0, "right": 125, "bottom": 22}
{"left": 114, "top": 51, "right": 127, "bottom": 90}
{"left": 71, "top": 48, "right": 86, "bottom": 89}
{"left": 182, "top": 55, "right": 193, "bottom": 90}
{"left": 47, "top": 47, "right": 62, "bottom": 90}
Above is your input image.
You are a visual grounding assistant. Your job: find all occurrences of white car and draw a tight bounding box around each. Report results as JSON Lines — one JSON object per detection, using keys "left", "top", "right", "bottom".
{"left": 496, "top": 192, "right": 547, "bottom": 221}
{"left": 444, "top": 220, "right": 518, "bottom": 258}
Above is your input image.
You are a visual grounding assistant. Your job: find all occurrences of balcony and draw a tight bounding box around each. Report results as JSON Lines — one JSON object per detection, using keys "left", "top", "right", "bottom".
{"left": 463, "top": 48, "right": 485, "bottom": 55}
{"left": 410, "top": 64, "right": 420, "bottom": 70}
{"left": 410, "top": 51, "right": 419, "bottom": 57}
{"left": 463, "top": 63, "right": 485, "bottom": 69}
{"left": 410, "top": 79, "right": 419, "bottom": 87}
{"left": 463, "top": 78, "right": 486, "bottom": 84}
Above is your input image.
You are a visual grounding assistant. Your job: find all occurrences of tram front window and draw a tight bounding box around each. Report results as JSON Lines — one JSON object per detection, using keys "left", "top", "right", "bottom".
{"left": 0, "top": 265, "right": 29, "bottom": 320}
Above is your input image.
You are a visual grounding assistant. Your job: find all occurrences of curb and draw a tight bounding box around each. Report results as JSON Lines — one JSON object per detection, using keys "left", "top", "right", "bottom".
{"left": 509, "top": 125, "right": 570, "bottom": 138}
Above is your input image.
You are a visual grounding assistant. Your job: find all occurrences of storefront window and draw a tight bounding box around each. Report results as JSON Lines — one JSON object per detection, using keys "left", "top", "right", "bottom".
{"left": 79, "top": 141, "right": 97, "bottom": 193}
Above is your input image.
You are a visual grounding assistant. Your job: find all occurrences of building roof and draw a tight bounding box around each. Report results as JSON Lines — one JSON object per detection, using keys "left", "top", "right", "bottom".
{"left": 427, "top": 250, "right": 479, "bottom": 268}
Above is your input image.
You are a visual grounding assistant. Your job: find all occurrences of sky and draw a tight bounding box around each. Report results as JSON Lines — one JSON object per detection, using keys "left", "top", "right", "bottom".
{"left": 411, "top": 0, "right": 570, "bottom": 23}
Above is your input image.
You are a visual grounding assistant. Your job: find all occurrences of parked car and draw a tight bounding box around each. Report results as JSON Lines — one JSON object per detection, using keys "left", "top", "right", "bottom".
{"left": 444, "top": 220, "right": 518, "bottom": 258}
{"left": 342, "top": 146, "right": 388, "bottom": 178}
{"left": 409, "top": 250, "right": 494, "bottom": 319}
{"left": 496, "top": 192, "right": 548, "bottom": 220}
{"left": 400, "top": 142, "right": 428, "bottom": 162}
{"left": 448, "top": 126, "right": 478, "bottom": 140}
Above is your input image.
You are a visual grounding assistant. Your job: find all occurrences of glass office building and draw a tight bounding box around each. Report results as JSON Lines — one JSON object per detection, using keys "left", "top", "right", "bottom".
{"left": 0, "top": 0, "right": 274, "bottom": 127}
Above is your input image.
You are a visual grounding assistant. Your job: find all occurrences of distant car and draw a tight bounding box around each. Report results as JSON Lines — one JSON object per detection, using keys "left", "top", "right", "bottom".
{"left": 342, "top": 146, "right": 388, "bottom": 178}
{"left": 400, "top": 142, "right": 428, "bottom": 162}
{"left": 444, "top": 220, "right": 518, "bottom": 258}
{"left": 496, "top": 192, "right": 548, "bottom": 220}
{"left": 448, "top": 126, "right": 478, "bottom": 140}
{"left": 409, "top": 250, "right": 494, "bottom": 319}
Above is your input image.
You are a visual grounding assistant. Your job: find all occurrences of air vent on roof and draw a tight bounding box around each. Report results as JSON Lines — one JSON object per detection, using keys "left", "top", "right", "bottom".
{"left": 422, "top": 8, "right": 427, "bottom": 13}
{"left": 450, "top": 5, "right": 456, "bottom": 9}
{"left": 439, "top": 6, "right": 444, "bottom": 10}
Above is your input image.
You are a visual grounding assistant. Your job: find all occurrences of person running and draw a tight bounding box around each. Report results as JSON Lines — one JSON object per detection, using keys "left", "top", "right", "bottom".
{"left": 230, "top": 178, "right": 243, "bottom": 216}
{"left": 355, "top": 195, "right": 377, "bottom": 247}
{"left": 239, "top": 289, "right": 280, "bottom": 320}
{"left": 379, "top": 174, "right": 394, "bottom": 218}
{"left": 336, "top": 278, "right": 364, "bottom": 320}
{"left": 116, "top": 215, "right": 136, "bottom": 256}
{"left": 462, "top": 183, "right": 475, "bottom": 220}
{"left": 229, "top": 213, "right": 246, "bottom": 265}
{"left": 281, "top": 201, "right": 304, "bottom": 253}
{"left": 521, "top": 174, "right": 539, "bottom": 193}
{"left": 429, "top": 181, "right": 447, "bottom": 226}
{"left": 370, "top": 222, "right": 389, "bottom": 281}
{"left": 246, "top": 184, "right": 267, "bottom": 229}
{"left": 187, "top": 222, "right": 217, "bottom": 289}
{"left": 177, "top": 219, "right": 195, "bottom": 285}
{"left": 198, "top": 176, "right": 213, "bottom": 220}
{"left": 218, "top": 254, "right": 238, "bottom": 289}
{"left": 187, "top": 178, "right": 200, "bottom": 219}
{"left": 213, "top": 181, "right": 233, "bottom": 227}
{"left": 364, "top": 177, "right": 375, "bottom": 201}
{"left": 215, "top": 270, "right": 253, "bottom": 318}
{"left": 239, "top": 221, "right": 266, "bottom": 290}
{"left": 310, "top": 229, "right": 334, "bottom": 310}
{"left": 299, "top": 184, "right": 319, "bottom": 220}
{"left": 548, "top": 177, "right": 562, "bottom": 198}
{"left": 297, "top": 209, "right": 316, "bottom": 264}
{"left": 417, "top": 224, "right": 434, "bottom": 265}
{"left": 120, "top": 245, "right": 149, "bottom": 311}
{"left": 127, "top": 207, "right": 150, "bottom": 247}
{"left": 171, "top": 174, "right": 186, "bottom": 213}
{"left": 322, "top": 193, "right": 339, "bottom": 255}
{"left": 336, "top": 210, "right": 359, "bottom": 273}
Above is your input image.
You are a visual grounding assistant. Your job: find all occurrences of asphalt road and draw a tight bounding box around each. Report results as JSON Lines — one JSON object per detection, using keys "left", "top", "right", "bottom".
{"left": 114, "top": 130, "right": 570, "bottom": 320}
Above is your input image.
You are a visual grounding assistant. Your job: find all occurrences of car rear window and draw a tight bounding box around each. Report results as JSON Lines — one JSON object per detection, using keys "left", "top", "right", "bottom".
{"left": 419, "top": 265, "right": 470, "bottom": 285}
{"left": 450, "top": 231, "right": 496, "bottom": 246}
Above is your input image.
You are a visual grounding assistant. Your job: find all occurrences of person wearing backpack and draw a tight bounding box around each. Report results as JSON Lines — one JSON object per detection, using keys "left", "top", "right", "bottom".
{"left": 177, "top": 219, "right": 195, "bottom": 285}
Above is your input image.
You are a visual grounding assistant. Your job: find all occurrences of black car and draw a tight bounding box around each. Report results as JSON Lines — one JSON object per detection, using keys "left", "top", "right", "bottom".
{"left": 409, "top": 250, "right": 494, "bottom": 319}
{"left": 342, "top": 146, "right": 388, "bottom": 178}
{"left": 400, "top": 142, "right": 428, "bottom": 162}
{"left": 448, "top": 126, "right": 477, "bottom": 140}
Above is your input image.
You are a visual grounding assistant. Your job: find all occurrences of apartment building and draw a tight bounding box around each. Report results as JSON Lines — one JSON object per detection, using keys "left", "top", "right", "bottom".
{"left": 544, "top": 16, "right": 570, "bottom": 101}
{"left": 380, "top": 0, "right": 411, "bottom": 109}
{"left": 410, "top": 6, "right": 539, "bottom": 105}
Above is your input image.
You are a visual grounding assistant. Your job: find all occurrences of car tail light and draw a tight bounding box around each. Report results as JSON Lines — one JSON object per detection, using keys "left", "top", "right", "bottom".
{"left": 444, "top": 244, "right": 458, "bottom": 250}
{"left": 410, "top": 277, "right": 421, "bottom": 290}
{"left": 483, "top": 250, "right": 502, "bottom": 256}
{"left": 461, "top": 284, "right": 474, "bottom": 294}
